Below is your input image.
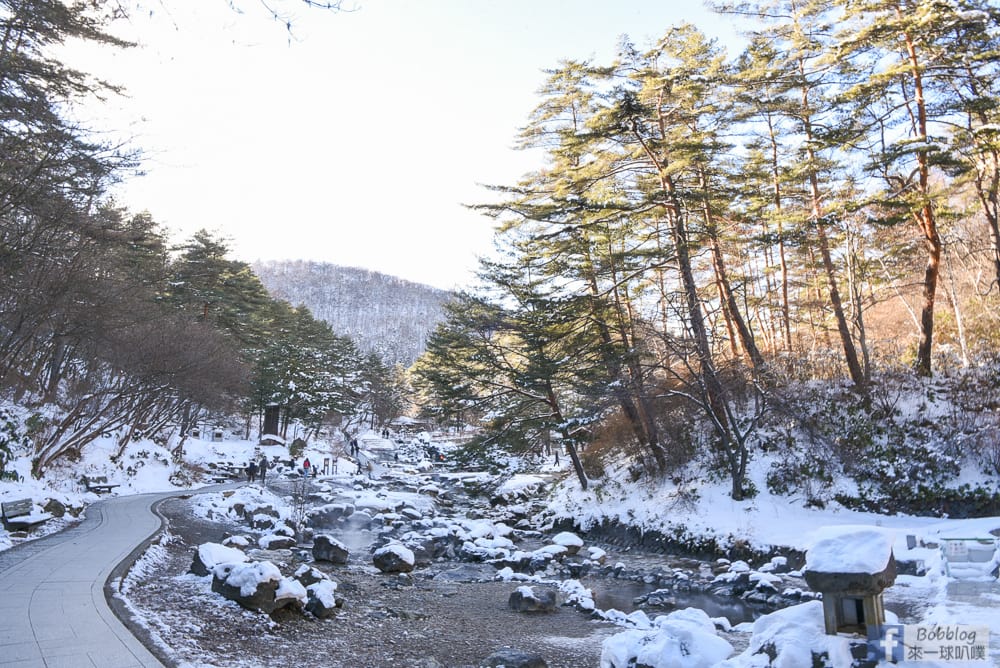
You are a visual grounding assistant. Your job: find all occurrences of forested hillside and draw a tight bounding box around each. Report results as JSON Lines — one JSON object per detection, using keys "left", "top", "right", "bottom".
{"left": 0, "top": 3, "right": 410, "bottom": 472}
{"left": 253, "top": 261, "right": 451, "bottom": 367}
{"left": 412, "top": 1, "right": 1000, "bottom": 506}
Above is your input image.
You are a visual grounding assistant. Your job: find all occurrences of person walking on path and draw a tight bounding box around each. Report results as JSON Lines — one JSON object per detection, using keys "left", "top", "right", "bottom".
{"left": 247, "top": 460, "right": 257, "bottom": 483}
{"left": 258, "top": 456, "right": 269, "bottom": 485}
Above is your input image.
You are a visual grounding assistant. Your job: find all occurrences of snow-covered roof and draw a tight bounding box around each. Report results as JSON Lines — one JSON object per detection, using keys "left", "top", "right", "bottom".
{"left": 805, "top": 525, "right": 895, "bottom": 575}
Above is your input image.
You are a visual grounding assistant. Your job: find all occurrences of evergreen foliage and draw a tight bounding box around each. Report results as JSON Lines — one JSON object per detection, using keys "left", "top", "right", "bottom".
{"left": 416, "top": 1, "right": 1000, "bottom": 500}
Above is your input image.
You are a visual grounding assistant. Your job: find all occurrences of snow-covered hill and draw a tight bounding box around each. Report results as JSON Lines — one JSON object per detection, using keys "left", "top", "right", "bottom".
{"left": 253, "top": 260, "right": 451, "bottom": 367}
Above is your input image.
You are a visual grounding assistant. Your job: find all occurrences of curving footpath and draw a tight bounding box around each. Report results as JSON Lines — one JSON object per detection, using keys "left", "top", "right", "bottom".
{"left": 0, "top": 488, "right": 223, "bottom": 667}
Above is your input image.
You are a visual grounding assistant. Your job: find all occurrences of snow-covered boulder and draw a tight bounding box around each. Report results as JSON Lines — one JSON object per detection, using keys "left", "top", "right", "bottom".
{"left": 293, "top": 565, "right": 326, "bottom": 587}
{"left": 600, "top": 608, "right": 733, "bottom": 668}
{"left": 250, "top": 513, "right": 277, "bottom": 530}
{"left": 211, "top": 560, "right": 298, "bottom": 614}
{"left": 372, "top": 543, "right": 415, "bottom": 573}
{"left": 400, "top": 506, "right": 423, "bottom": 521}
{"left": 307, "top": 502, "right": 355, "bottom": 528}
{"left": 490, "top": 474, "right": 547, "bottom": 505}
{"left": 559, "top": 579, "right": 595, "bottom": 612}
{"left": 190, "top": 542, "right": 248, "bottom": 577}
{"left": 535, "top": 543, "right": 569, "bottom": 559}
{"left": 274, "top": 576, "right": 308, "bottom": 610}
{"left": 305, "top": 580, "right": 343, "bottom": 619}
{"left": 258, "top": 533, "right": 296, "bottom": 550}
{"left": 552, "top": 531, "right": 584, "bottom": 555}
{"left": 343, "top": 509, "right": 374, "bottom": 530}
{"left": 508, "top": 585, "right": 557, "bottom": 613}
{"left": 313, "top": 534, "right": 350, "bottom": 564}
{"left": 222, "top": 535, "right": 251, "bottom": 548}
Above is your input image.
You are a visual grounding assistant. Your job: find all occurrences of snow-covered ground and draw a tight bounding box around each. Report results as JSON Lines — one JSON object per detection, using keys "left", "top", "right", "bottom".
{"left": 2, "top": 425, "right": 999, "bottom": 667}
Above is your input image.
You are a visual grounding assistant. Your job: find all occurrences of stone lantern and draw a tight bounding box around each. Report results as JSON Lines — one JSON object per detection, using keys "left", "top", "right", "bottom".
{"left": 803, "top": 526, "right": 896, "bottom": 636}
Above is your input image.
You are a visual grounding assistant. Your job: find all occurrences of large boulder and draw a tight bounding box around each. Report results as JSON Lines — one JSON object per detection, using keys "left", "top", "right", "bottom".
{"left": 307, "top": 503, "right": 355, "bottom": 528}
{"left": 373, "top": 543, "right": 415, "bottom": 573}
{"left": 273, "top": 577, "right": 308, "bottom": 612}
{"left": 293, "top": 565, "right": 326, "bottom": 587}
{"left": 551, "top": 531, "right": 584, "bottom": 556}
{"left": 313, "top": 534, "right": 350, "bottom": 564}
{"left": 211, "top": 561, "right": 291, "bottom": 614}
{"left": 305, "top": 580, "right": 343, "bottom": 619}
{"left": 508, "top": 586, "right": 557, "bottom": 613}
{"left": 250, "top": 514, "right": 277, "bottom": 531}
{"left": 258, "top": 534, "right": 296, "bottom": 550}
{"left": 43, "top": 498, "right": 67, "bottom": 518}
{"left": 190, "top": 542, "right": 248, "bottom": 577}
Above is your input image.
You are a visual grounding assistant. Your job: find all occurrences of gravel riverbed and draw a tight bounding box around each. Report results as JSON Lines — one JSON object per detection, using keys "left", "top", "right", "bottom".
{"left": 117, "top": 492, "right": 619, "bottom": 668}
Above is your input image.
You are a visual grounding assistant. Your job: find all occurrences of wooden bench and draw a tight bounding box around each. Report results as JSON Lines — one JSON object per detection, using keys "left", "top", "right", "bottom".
{"left": 81, "top": 475, "right": 120, "bottom": 494}
{"left": 1, "top": 498, "right": 52, "bottom": 531}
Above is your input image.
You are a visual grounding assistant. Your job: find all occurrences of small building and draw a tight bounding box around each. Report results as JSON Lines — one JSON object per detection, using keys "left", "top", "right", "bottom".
{"left": 803, "top": 526, "right": 896, "bottom": 636}
{"left": 260, "top": 404, "right": 282, "bottom": 445}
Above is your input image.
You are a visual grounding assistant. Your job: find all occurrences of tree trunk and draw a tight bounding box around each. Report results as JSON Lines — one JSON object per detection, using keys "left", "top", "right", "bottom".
{"left": 900, "top": 12, "right": 940, "bottom": 377}
{"left": 700, "top": 171, "right": 765, "bottom": 371}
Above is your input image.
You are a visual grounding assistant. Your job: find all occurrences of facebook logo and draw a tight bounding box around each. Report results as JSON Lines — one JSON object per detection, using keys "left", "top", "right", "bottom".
{"left": 870, "top": 623, "right": 991, "bottom": 663}
{"left": 871, "top": 624, "right": 905, "bottom": 663}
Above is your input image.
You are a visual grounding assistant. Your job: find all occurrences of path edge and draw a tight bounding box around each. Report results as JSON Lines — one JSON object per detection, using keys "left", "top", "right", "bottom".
{"left": 103, "top": 492, "right": 192, "bottom": 668}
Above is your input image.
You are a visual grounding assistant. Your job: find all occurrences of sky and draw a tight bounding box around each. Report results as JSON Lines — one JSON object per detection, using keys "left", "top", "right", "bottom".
{"left": 68, "top": 1, "right": 744, "bottom": 290}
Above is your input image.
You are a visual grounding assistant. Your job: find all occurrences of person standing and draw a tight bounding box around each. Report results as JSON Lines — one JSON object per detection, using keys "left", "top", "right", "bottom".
{"left": 259, "top": 456, "right": 269, "bottom": 485}
{"left": 247, "top": 460, "right": 257, "bottom": 483}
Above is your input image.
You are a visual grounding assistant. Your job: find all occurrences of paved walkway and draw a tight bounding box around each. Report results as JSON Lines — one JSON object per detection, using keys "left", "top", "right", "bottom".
{"left": 0, "top": 488, "right": 222, "bottom": 667}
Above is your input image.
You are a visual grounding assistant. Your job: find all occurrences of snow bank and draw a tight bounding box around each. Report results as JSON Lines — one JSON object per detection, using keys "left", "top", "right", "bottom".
{"left": 601, "top": 607, "right": 733, "bottom": 668}
{"left": 720, "top": 601, "right": 854, "bottom": 668}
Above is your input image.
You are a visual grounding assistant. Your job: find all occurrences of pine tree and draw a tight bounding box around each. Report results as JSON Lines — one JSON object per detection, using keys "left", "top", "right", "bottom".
{"left": 726, "top": 0, "right": 870, "bottom": 389}
{"left": 831, "top": 0, "right": 973, "bottom": 376}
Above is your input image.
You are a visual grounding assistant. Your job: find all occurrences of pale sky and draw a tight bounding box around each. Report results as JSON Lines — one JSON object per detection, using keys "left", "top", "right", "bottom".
{"left": 70, "top": 1, "right": 741, "bottom": 290}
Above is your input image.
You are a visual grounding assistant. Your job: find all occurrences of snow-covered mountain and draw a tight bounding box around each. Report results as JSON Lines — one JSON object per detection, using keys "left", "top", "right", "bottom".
{"left": 253, "top": 260, "right": 452, "bottom": 367}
